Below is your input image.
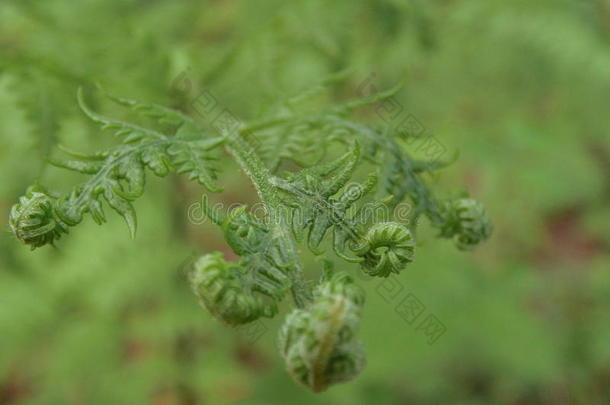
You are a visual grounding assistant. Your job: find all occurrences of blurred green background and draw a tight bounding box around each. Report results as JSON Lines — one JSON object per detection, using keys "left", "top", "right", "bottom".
{"left": 1, "top": 0, "right": 609, "bottom": 404}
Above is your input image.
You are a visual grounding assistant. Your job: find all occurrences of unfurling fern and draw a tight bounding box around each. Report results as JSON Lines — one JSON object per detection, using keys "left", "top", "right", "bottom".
{"left": 436, "top": 197, "right": 493, "bottom": 250}
{"left": 9, "top": 88, "right": 224, "bottom": 248}
{"left": 8, "top": 79, "right": 492, "bottom": 392}
{"left": 200, "top": 202, "right": 293, "bottom": 312}
{"left": 8, "top": 185, "right": 69, "bottom": 249}
{"left": 270, "top": 143, "right": 418, "bottom": 277}
{"left": 279, "top": 272, "right": 366, "bottom": 392}
{"left": 353, "top": 222, "right": 415, "bottom": 277}
{"left": 189, "top": 252, "right": 276, "bottom": 325}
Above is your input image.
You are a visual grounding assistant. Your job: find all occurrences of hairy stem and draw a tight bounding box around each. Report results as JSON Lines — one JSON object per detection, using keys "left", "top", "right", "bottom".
{"left": 224, "top": 132, "right": 310, "bottom": 308}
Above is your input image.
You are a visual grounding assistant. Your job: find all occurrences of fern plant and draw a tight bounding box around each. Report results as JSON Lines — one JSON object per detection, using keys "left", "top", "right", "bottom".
{"left": 8, "top": 80, "right": 492, "bottom": 392}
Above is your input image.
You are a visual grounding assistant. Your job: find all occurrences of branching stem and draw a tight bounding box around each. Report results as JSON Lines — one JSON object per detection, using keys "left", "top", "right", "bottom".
{"left": 224, "top": 131, "right": 311, "bottom": 308}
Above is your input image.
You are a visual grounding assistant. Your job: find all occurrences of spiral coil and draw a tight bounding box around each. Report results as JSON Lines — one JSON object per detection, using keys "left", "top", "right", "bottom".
{"left": 438, "top": 198, "right": 492, "bottom": 250}
{"left": 278, "top": 272, "right": 366, "bottom": 392}
{"left": 189, "top": 252, "right": 276, "bottom": 325}
{"left": 352, "top": 222, "right": 416, "bottom": 277}
{"left": 8, "top": 186, "right": 69, "bottom": 249}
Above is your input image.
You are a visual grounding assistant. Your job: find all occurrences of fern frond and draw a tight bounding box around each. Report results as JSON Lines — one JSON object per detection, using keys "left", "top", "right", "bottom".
{"left": 77, "top": 89, "right": 167, "bottom": 143}
{"left": 270, "top": 144, "right": 367, "bottom": 257}
{"left": 8, "top": 78, "right": 493, "bottom": 393}
{"left": 9, "top": 89, "right": 224, "bottom": 248}
{"left": 254, "top": 121, "right": 335, "bottom": 171}
{"left": 333, "top": 79, "right": 405, "bottom": 114}
{"left": 269, "top": 142, "right": 415, "bottom": 277}
{"left": 199, "top": 201, "right": 293, "bottom": 320}
{"left": 167, "top": 140, "right": 224, "bottom": 192}
{"left": 101, "top": 90, "right": 204, "bottom": 140}
{"left": 317, "top": 116, "right": 452, "bottom": 228}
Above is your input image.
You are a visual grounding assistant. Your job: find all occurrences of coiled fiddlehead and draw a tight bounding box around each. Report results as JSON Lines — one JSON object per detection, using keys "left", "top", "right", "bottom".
{"left": 189, "top": 252, "right": 276, "bottom": 325}
{"left": 278, "top": 272, "right": 366, "bottom": 392}
{"left": 437, "top": 197, "right": 492, "bottom": 250}
{"left": 8, "top": 185, "right": 70, "bottom": 249}
{"left": 352, "top": 222, "right": 416, "bottom": 277}
{"left": 202, "top": 202, "right": 293, "bottom": 307}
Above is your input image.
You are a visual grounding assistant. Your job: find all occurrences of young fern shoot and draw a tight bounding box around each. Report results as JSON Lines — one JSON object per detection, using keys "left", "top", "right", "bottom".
{"left": 8, "top": 80, "right": 492, "bottom": 392}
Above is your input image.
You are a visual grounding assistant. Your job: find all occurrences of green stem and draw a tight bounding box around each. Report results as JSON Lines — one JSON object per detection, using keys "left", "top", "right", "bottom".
{"left": 224, "top": 132, "right": 310, "bottom": 308}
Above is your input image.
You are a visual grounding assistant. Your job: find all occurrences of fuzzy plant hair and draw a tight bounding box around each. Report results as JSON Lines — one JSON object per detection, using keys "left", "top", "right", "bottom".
{"left": 8, "top": 78, "right": 492, "bottom": 392}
